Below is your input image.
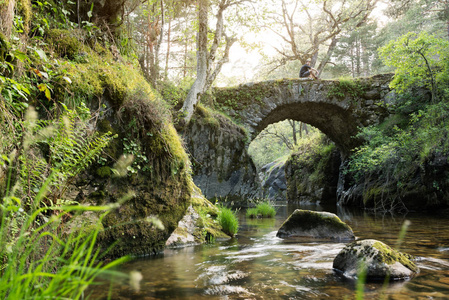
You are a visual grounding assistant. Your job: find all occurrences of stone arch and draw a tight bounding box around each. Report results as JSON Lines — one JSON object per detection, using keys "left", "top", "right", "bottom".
{"left": 213, "top": 74, "right": 393, "bottom": 156}
{"left": 251, "top": 101, "right": 361, "bottom": 155}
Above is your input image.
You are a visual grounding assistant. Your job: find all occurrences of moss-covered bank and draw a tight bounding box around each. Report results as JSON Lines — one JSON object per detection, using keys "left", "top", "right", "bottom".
{"left": 0, "top": 21, "right": 203, "bottom": 256}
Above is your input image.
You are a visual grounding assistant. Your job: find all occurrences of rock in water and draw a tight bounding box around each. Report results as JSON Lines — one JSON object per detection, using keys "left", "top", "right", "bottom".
{"left": 276, "top": 209, "right": 355, "bottom": 241}
{"left": 333, "top": 239, "right": 418, "bottom": 281}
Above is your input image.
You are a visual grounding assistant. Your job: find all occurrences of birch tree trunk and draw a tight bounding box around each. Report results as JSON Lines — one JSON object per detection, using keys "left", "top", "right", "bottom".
{"left": 180, "top": 0, "right": 209, "bottom": 123}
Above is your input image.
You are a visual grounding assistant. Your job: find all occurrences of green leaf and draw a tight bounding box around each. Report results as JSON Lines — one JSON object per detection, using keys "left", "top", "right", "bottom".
{"left": 62, "top": 76, "right": 72, "bottom": 84}
{"left": 45, "top": 88, "right": 51, "bottom": 100}
{"left": 35, "top": 49, "right": 48, "bottom": 61}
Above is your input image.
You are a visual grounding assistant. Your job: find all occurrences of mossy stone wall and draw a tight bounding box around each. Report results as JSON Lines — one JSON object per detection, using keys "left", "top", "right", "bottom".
{"left": 183, "top": 105, "right": 262, "bottom": 205}
{"left": 285, "top": 138, "right": 341, "bottom": 204}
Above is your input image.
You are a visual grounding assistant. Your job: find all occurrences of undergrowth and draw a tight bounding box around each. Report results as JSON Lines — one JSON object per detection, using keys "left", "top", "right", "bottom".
{"left": 0, "top": 106, "right": 133, "bottom": 299}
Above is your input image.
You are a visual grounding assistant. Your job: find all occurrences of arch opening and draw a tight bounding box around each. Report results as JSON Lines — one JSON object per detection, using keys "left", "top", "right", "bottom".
{"left": 248, "top": 118, "right": 341, "bottom": 205}
{"left": 248, "top": 101, "right": 361, "bottom": 156}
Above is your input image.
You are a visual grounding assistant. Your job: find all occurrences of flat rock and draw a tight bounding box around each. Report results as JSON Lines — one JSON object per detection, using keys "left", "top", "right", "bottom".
{"left": 333, "top": 239, "right": 418, "bottom": 281}
{"left": 276, "top": 209, "right": 355, "bottom": 241}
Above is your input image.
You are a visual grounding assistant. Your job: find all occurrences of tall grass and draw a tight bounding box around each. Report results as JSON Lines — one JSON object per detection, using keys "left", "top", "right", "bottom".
{"left": 0, "top": 178, "right": 129, "bottom": 299}
{"left": 0, "top": 106, "right": 131, "bottom": 299}
{"left": 217, "top": 206, "right": 239, "bottom": 237}
{"left": 246, "top": 202, "right": 276, "bottom": 218}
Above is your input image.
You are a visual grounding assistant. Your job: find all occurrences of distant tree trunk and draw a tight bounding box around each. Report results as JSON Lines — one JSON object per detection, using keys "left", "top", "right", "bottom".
{"left": 356, "top": 35, "right": 361, "bottom": 77}
{"left": 180, "top": 0, "right": 209, "bottom": 123}
{"left": 0, "top": 0, "right": 16, "bottom": 37}
{"left": 288, "top": 120, "right": 298, "bottom": 146}
{"left": 183, "top": 16, "right": 189, "bottom": 78}
{"left": 164, "top": 17, "right": 171, "bottom": 80}
{"left": 447, "top": 20, "right": 449, "bottom": 41}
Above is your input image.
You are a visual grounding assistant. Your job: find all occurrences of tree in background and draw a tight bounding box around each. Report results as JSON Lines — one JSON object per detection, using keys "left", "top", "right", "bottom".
{"left": 180, "top": 0, "right": 252, "bottom": 124}
{"left": 129, "top": 0, "right": 197, "bottom": 88}
{"left": 249, "top": 120, "right": 315, "bottom": 169}
{"left": 385, "top": 0, "right": 449, "bottom": 40}
{"left": 327, "top": 21, "right": 382, "bottom": 78}
{"left": 379, "top": 31, "right": 449, "bottom": 102}
{"left": 259, "top": 0, "right": 378, "bottom": 77}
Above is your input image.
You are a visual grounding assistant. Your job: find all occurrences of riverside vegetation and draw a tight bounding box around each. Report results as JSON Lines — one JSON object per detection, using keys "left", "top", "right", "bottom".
{"left": 0, "top": 0, "right": 230, "bottom": 298}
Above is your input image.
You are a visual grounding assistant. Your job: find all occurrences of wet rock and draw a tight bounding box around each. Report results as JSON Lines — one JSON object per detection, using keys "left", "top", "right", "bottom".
{"left": 184, "top": 108, "right": 262, "bottom": 203}
{"left": 276, "top": 209, "right": 355, "bottom": 241}
{"left": 165, "top": 205, "right": 200, "bottom": 247}
{"left": 260, "top": 160, "right": 287, "bottom": 201}
{"left": 333, "top": 239, "right": 418, "bottom": 281}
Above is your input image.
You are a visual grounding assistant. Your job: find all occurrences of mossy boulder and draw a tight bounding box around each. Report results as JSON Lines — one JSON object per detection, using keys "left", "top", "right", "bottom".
{"left": 276, "top": 209, "right": 355, "bottom": 241}
{"left": 333, "top": 239, "right": 418, "bottom": 281}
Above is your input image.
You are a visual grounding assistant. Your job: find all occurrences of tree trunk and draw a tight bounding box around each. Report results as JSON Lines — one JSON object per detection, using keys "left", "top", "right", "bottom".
{"left": 180, "top": 0, "right": 209, "bottom": 123}
{"left": 288, "top": 120, "right": 298, "bottom": 145}
{"left": 0, "top": 0, "right": 16, "bottom": 38}
{"left": 164, "top": 17, "right": 171, "bottom": 80}
{"left": 317, "top": 36, "right": 338, "bottom": 75}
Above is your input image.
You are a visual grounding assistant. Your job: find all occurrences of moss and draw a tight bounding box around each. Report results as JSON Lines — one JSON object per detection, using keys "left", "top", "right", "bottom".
{"left": 280, "top": 209, "right": 352, "bottom": 233}
{"left": 213, "top": 81, "right": 275, "bottom": 113}
{"left": 17, "top": 0, "right": 31, "bottom": 33}
{"left": 363, "top": 185, "right": 384, "bottom": 205}
{"left": 96, "top": 166, "right": 111, "bottom": 178}
{"left": 193, "top": 104, "right": 220, "bottom": 128}
{"left": 286, "top": 135, "right": 337, "bottom": 201}
{"left": 0, "top": 32, "right": 10, "bottom": 62}
{"left": 372, "top": 241, "right": 418, "bottom": 272}
{"left": 47, "top": 29, "right": 82, "bottom": 59}
{"left": 327, "top": 77, "right": 367, "bottom": 102}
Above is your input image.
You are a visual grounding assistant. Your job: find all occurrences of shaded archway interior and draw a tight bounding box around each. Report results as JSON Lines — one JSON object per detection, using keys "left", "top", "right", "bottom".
{"left": 252, "top": 102, "right": 361, "bottom": 155}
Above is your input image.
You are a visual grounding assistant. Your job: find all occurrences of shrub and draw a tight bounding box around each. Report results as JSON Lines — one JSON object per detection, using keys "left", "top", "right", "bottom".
{"left": 217, "top": 206, "right": 239, "bottom": 237}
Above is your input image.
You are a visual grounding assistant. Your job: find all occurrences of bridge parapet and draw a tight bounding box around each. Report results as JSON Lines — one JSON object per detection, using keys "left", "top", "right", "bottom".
{"left": 212, "top": 73, "right": 394, "bottom": 155}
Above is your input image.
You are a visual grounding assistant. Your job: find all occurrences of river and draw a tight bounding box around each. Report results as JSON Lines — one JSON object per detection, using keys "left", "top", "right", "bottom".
{"left": 90, "top": 203, "right": 449, "bottom": 299}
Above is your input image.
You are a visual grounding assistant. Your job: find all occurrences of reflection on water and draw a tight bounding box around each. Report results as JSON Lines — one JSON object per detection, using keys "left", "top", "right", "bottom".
{"left": 89, "top": 204, "right": 449, "bottom": 299}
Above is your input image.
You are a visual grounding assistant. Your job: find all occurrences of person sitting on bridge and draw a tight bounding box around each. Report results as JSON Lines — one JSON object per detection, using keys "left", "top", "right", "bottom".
{"left": 299, "top": 59, "right": 318, "bottom": 79}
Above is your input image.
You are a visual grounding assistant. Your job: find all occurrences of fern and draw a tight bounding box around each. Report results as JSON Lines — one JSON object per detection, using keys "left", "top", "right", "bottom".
{"left": 16, "top": 105, "right": 115, "bottom": 211}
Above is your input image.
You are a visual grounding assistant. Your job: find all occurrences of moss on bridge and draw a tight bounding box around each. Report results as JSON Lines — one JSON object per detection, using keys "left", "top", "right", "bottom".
{"left": 212, "top": 79, "right": 296, "bottom": 113}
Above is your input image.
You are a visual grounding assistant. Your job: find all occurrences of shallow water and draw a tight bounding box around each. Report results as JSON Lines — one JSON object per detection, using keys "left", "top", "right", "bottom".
{"left": 90, "top": 204, "right": 449, "bottom": 299}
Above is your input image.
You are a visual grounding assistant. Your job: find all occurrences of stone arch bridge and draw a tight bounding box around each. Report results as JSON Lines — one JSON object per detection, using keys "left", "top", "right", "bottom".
{"left": 212, "top": 73, "right": 395, "bottom": 155}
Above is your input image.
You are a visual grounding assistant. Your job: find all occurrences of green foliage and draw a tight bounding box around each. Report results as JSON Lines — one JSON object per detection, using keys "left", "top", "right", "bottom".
{"left": 347, "top": 97, "right": 449, "bottom": 210}
{"left": 217, "top": 206, "right": 239, "bottom": 237}
{"left": 249, "top": 120, "right": 318, "bottom": 170}
{"left": 379, "top": 31, "right": 449, "bottom": 102}
{"left": 0, "top": 104, "right": 129, "bottom": 299}
{"left": 17, "top": 105, "right": 115, "bottom": 210}
{"left": 0, "top": 200, "right": 129, "bottom": 299}
{"left": 30, "top": 0, "right": 77, "bottom": 37}
{"left": 246, "top": 207, "right": 259, "bottom": 218}
{"left": 158, "top": 80, "right": 188, "bottom": 108}
{"left": 327, "top": 77, "right": 366, "bottom": 101}
{"left": 122, "top": 137, "right": 151, "bottom": 174}
{"left": 286, "top": 132, "right": 336, "bottom": 200}
{"left": 246, "top": 201, "right": 276, "bottom": 218}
